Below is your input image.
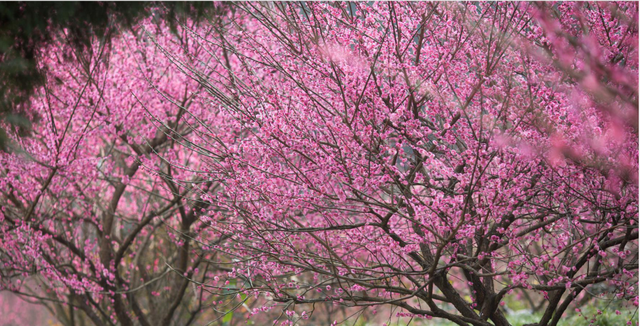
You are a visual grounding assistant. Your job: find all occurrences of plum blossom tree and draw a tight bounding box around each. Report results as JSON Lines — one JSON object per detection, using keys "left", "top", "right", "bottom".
{"left": 0, "top": 2, "right": 637, "bottom": 326}
{"left": 170, "top": 2, "right": 638, "bottom": 326}
{"left": 0, "top": 9, "right": 244, "bottom": 326}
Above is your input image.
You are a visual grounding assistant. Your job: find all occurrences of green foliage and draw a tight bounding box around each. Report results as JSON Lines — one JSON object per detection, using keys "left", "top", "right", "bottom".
{"left": 221, "top": 311, "right": 233, "bottom": 324}
{"left": 369, "top": 305, "right": 637, "bottom": 326}
{"left": 558, "top": 305, "right": 636, "bottom": 326}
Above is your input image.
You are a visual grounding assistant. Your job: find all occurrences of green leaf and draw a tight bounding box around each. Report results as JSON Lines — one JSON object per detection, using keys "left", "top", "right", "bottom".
{"left": 222, "top": 312, "right": 233, "bottom": 324}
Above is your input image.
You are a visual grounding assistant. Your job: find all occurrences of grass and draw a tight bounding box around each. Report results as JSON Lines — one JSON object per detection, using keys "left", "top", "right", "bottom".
{"left": 361, "top": 304, "right": 638, "bottom": 326}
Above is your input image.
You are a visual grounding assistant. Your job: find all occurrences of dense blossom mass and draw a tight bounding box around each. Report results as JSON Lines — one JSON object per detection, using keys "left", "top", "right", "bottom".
{"left": 0, "top": 2, "right": 637, "bottom": 326}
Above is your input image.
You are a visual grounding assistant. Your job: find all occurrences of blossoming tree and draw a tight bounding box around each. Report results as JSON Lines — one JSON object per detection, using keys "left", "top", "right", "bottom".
{"left": 0, "top": 2, "right": 637, "bottom": 326}
{"left": 178, "top": 2, "right": 638, "bottom": 326}
{"left": 0, "top": 11, "right": 242, "bottom": 326}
